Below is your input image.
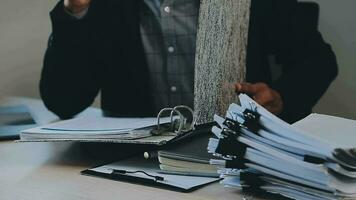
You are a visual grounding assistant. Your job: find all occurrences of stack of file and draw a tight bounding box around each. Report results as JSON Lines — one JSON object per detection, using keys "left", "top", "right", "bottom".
{"left": 158, "top": 151, "right": 218, "bottom": 177}
{"left": 20, "top": 116, "right": 175, "bottom": 145}
{"left": 207, "top": 94, "right": 356, "bottom": 200}
{"left": 157, "top": 131, "right": 218, "bottom": 177}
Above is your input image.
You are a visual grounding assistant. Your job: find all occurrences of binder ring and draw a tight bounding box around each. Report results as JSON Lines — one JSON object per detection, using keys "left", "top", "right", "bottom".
{"left": 169, "top": 109, "right": 185, "bottom": 134}
{"left": 156, "top": 108, "right": 184, "bottom": 135}
{"left": 171, "top": 105, "right": 195, "bottom": 132}
{"left": 154, "top": 105, "right": 195, "bottom": 135}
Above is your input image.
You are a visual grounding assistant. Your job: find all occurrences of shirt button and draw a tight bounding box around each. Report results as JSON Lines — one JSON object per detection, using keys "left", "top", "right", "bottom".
{"left": 168, "top": 46, "right": 175, "bottom": 53}
{"left": 170, "top": 86, "right": 177, "bottom": 92}
{"left": 164, "top": 6, "right": 171, "bottom": 13}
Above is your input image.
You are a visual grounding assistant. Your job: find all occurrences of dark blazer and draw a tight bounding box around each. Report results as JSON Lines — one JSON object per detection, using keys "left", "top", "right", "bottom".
{"left": 40, "top": 0, "right": 338, "bottom": 123}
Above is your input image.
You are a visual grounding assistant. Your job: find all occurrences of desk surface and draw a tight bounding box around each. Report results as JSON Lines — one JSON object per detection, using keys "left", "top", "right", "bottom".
{"left": 0, "top": 141, "right": 286, "bottom": 200}
{"left": 0, "top": 97, "right": 285, "bottom": 200}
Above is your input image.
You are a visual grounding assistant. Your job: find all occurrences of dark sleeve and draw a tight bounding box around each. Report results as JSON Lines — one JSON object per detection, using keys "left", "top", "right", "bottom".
{"left": 40, "top": 1, "right": 100, "bottom": 119}
{"left": 269, "top": 0, "right": 338, "bottom": 123}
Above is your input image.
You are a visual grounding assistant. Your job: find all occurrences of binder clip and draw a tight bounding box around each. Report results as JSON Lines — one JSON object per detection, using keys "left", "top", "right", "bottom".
{"left": 212, "top": 119, "right": 247, "bottom": 158}
{"left": 214, "top": 136, "right": 247, "bottom": 158}
{"left": 303, "top": 155, "right": 326, "bottom": 164}
{"left": 333, "top": 149, "right": 356, "bottom": 167}
{"left": 240, "top": 171, "right": 265, "bottom": 193}
{"left": 151, "top": 105, "right": 195, "bottom": 136}
{"left": 223, "top": 117, "right": 242, "bottom": 133}
{"left": 225, "top": 158, "right": 248, "bottom": 169}
{"left": 242, "top": 109, "right": 261, "bottom": 133}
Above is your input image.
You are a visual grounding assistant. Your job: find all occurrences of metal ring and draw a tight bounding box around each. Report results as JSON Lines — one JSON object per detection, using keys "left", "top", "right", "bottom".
{"left": 169, "top": 109, "right": 184, "bottom": 134}
{"left": 172, "top": 105, "right": 195, "bottom": 131}
{"left": 156, "top": 108, "right": 174, "bottom": 133}
{"left": 155, "top": 105, "right": 195, "bottom": 135}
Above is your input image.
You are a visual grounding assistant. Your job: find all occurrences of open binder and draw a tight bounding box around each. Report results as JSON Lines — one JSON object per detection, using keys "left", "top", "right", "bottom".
{"left": 20, "top": 105, "right": 203, "bottom": 146}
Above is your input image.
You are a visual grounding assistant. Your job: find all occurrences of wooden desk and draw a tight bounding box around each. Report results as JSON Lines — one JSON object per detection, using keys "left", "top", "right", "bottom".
{"left": 0, "top": 97, "right": 285, "bottom": 200}
{"left": 0, "top": 141, "right": 284, "bottom": 200}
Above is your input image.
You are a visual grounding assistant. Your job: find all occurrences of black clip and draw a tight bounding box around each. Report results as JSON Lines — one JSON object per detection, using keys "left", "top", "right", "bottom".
{"left": 242, "top": 109, "right": 261, "bottom": 133}
{"left": 333, "top": 149, "right": 356, "bottom": 167}
{"left": 223, "top": 117, "right": 241, "bottom": 132}
{"left": 221, "top": 127, "right": 240, "bottom": 139}
{"left": 240, "top": 171, "right": 265, "bottom": 189}
{"left": 304, "top": 155, "right": 326, "bottom": 164}
{"left": 215, "top": 137, "right": 247, "bottom": 157}
{"left": 225, "top": 158, "right": 248, "bottom": 169}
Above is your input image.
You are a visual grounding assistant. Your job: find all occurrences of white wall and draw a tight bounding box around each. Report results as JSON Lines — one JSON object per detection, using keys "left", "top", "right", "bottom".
{"left": 0, "top": 0, "right": 56, "bottom": 98}
{"left": 0, "top": 0, "right": 355, "bottom": 118}
{"left": 309, "top": 0, "right": 356, "bottom": 120}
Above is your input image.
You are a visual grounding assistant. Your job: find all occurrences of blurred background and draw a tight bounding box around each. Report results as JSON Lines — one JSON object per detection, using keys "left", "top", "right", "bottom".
{"left": 0, "top": 0, "right": 355, "bottom": 119}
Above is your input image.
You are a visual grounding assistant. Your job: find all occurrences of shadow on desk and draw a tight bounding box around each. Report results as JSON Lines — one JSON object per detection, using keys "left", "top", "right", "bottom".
{"left": 49, "top": 143, "right": 290, "bottom": 199}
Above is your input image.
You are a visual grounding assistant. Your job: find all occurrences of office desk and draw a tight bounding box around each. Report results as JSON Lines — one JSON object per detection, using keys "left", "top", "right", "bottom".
{"left": 0, "top": 141, "right": 287, "bottom": 200}
{"left": 0, "top": 97, "right": 286, "bottom": 200}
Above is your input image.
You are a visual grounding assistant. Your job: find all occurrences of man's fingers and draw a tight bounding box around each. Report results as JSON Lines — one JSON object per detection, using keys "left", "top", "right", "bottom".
{"left": 255, "top": 93, "right": 283, "bottom": 115}
{"left": 263, "top": 104, "right": 279, "bottom": 114}
{"left": 253, "top": 93, "right": 270, "bottom": 106}
{"left": 236, "top": 82, "right": 283, "bottom": 115}
{"left": 235, "top": 83, "right": 260, "bottom": 95}
{"left": 252, "top": 87, "right": 275, "bottom": 105}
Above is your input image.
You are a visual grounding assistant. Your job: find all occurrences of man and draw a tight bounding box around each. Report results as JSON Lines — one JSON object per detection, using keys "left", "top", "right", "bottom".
{"left": 40, "top": 0, "right": 338, "bottom": 123}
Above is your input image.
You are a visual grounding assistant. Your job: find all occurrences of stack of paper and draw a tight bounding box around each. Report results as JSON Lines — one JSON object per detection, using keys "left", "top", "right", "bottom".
{"left": 20, "top": 116, "right": 173, "bottom": 144}
{"left": 207, "top": 94, "right": 356, "bottom": 200}
{"left": 157, "top": 131, "right": 218, "bottom": 177}
{"left": 158, "top": 151, "right": 218, "bottom": 177}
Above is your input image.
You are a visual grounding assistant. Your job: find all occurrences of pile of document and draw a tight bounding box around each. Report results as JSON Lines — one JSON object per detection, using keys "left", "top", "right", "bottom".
{"left": 208, "top": 94, "right": 356, "bottom": 200}
{"left": 20, "top": 116, "right": 173, "bottom": 144}
{"left": 158, "top": 151, "right": 218, "bottom": 177}
{"left": 158, "top": 131, "right": 218, "bottom": 177}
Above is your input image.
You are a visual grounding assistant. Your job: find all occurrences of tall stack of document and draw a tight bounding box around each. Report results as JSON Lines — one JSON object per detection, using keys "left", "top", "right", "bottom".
{"left": 208, "top": 94, "right": 356, "bottom": 200}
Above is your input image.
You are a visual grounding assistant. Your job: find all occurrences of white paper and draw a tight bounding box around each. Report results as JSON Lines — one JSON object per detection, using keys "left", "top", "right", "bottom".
{"left": 43, "top": 116, "right": 169, "bottom": 132}
{"left": 293, "top": 113, "right": 356, "bottom": 149}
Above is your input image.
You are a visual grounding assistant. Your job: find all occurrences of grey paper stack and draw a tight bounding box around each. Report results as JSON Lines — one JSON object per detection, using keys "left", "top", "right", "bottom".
{"left": 207, "top": 94, "right": 356, "bottom": 200}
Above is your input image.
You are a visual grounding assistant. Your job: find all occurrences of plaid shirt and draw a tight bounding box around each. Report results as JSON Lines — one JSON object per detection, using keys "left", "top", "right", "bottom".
{"left": 140, "top": 0, "right": 200, "bottom": 114}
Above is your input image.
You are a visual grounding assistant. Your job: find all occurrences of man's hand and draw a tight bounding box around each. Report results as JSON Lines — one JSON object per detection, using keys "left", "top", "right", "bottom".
{"left": 235, "top": 82, "right": 283, "bottom": 115}
{"left": 64, "top": 0, "right": 91, "bottom": 14}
